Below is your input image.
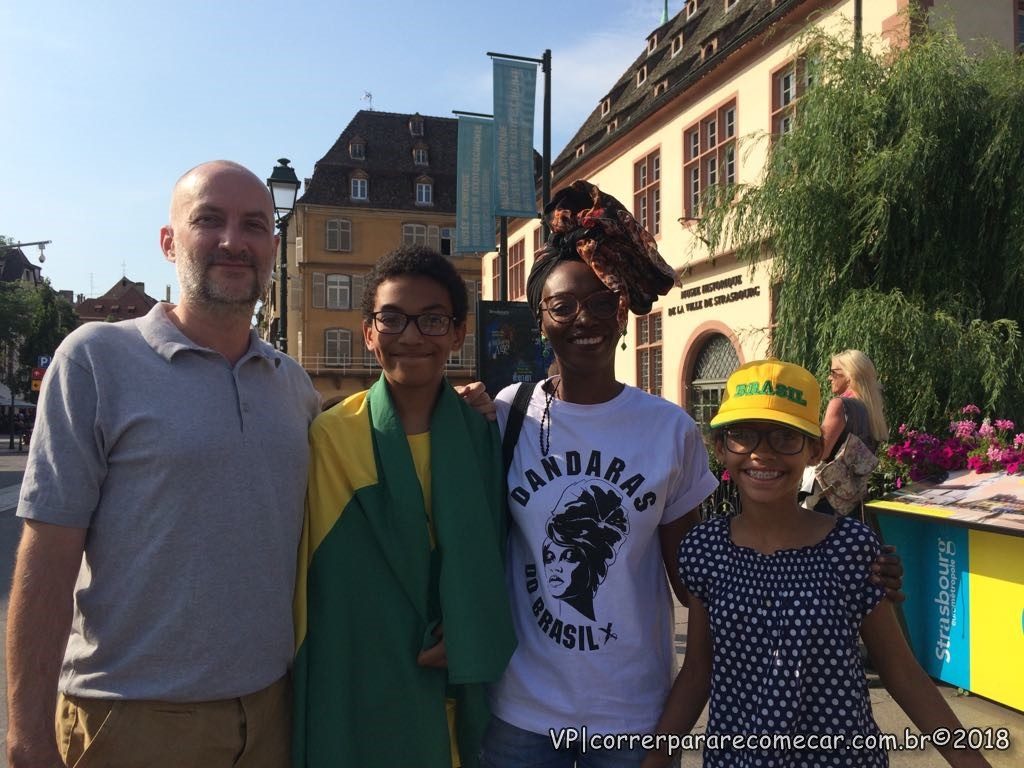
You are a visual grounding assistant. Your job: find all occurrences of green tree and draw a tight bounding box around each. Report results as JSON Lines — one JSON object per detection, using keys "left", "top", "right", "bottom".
{"left": 17, "top": 282, "right": 78, "bottom": 398}
{"left": 698, "top": 24, "right": 1024, "bottom": 432}
{"left": 1, "top": 237, "right": 79, "bottom": 402}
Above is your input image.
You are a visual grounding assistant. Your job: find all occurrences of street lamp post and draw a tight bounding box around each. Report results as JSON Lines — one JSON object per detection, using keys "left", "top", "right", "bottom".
{"left": 2, "top": 239, "right": 52, "bottom": 448}
{"left": 266, "top": 159, "right": 301, "bottom": 354}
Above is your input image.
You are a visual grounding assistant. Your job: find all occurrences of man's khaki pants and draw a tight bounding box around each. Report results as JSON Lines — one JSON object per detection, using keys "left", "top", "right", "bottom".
{"left": 55, "top": 676, "right": 290, "bottom": 768}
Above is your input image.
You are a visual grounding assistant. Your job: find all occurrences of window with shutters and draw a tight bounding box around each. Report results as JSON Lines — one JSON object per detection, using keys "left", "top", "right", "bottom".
{"left": 771, "top": 55, "right": 816, "bottom": 140}
{"left": 634, "top": 150, "right": 661, "bottom": 235}
{"left": 326, "top": 274, "right": 350, "bottom": 310}
{"left": 324, "top": 328, "right": 352, "bottom": 367}
{"left": 403, "top": 223, "right": 427, "bottom": 246}
{"left": 508, "top": 240, "right": 525, "bottom": 300}
{"left": 635, "top": 312, "right": 663, "bottom": 396}
{"left": 351, "top": 176, "right": 368, "bottom": 200}
{"left": 683, "top": 99, "right": 737, "bottom": 219}
{"left": 312, "top": 272, "right": 326, "bottom": 309}
{"left": 416, "top": 181, "right": 433, "bottom": 206}
{"left": 326, "top": 219, "right": 351, "bottom": 251}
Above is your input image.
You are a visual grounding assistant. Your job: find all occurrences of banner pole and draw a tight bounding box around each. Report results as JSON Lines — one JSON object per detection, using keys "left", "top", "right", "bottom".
{"left": 499, "top": 216, "right": 509, "bottom": 301}
{"left": 542, "top": 49, "right": 552, "bottom": 240}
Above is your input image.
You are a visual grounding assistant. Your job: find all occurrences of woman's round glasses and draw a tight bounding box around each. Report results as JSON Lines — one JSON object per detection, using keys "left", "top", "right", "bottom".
{"left": 540, "top": 291, "right": 620, "bottom": 323}
{"left": 370, "top": 311, "right": 454, "bottom": 336}
{"left": 723, "top": 427, "right": 807, "bottom": 455}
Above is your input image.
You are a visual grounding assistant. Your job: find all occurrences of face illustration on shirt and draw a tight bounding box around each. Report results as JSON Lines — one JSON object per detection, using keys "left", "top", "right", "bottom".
{"left": 542, "top": 538, "right": 587, "bottom": 601}
{"left": 541, "top": 479, "right": 630, "bottom": 621}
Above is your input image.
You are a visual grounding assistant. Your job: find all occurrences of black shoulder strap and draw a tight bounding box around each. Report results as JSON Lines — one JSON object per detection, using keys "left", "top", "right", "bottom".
{"left": 502, "top": 381, "right": 538, "bottom": 477}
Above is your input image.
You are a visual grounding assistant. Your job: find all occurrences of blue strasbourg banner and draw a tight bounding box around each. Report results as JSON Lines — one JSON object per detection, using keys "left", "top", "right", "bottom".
{"left": 492, "top": 58, "right": 538, "bottom": 218}
{"left": 456, "top": 115, "right": 496, "bottom": 253}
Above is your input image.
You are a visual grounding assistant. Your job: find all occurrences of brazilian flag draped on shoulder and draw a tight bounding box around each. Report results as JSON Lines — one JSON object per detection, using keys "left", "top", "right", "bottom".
{"left": 293, "top": 375, "right": 516, "bottom": 767}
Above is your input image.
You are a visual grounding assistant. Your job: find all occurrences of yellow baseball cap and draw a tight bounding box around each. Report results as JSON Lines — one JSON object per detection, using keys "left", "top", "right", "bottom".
{"left": 710, "top": 359, "right": 822, "bottom": 437}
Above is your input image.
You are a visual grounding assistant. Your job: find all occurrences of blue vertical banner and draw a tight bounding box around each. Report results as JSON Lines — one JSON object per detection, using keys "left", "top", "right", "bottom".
{"left": 875, "top": 515, "right": 971, "bottom": 689}
{"left": 492, "top": 58, "right": 539, "bottom": 218}
{"left": 456, "top": 116, "right": 495, "bottom": 253}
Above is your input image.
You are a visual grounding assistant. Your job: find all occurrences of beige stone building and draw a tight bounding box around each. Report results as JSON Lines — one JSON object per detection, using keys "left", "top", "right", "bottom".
{"left": 483, "top": 0, "right": 1019, "bottom": 429}
{"left": 272, "top": 110, "right": 483, "bottom": 401}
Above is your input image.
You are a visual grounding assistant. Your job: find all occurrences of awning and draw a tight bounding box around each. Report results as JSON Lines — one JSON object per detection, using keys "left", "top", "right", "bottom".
{"left": 0, "top": 382, "right": 36, "bottom": 408}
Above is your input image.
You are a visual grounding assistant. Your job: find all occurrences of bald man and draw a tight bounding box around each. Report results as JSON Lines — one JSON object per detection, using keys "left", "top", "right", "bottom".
{"left": 5, "top": 161, "right": 321, "bottom": 768}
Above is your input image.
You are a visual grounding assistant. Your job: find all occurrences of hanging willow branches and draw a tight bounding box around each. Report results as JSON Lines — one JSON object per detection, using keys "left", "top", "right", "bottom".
{"left": 697, "top": 24, "right": 1024, "bottom": 431}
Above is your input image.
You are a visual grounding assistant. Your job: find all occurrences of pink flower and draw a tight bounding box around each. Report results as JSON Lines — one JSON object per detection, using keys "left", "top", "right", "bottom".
{"left": 962, "top": 404, "right": 981, "bottom": 415}
{"left": 995, "top": 419, "right": 1015, "bottom": 432}
{"left": 721, "top": 470, "right": 731, "bottom": 483}
{"left": 1015, "top": 433, "right": 1024, "bottom": 449}
{"left": 895, "top": 477, "right": 903, "bottom": 489}
{"left": 951, "top": 420, "right": 976, "bottom": 439}
{"left": 1006, "top": 462, "right": 1021, "bottom": 475}
{"left": 978, "top": 419, "right": 995, "bottom": 438}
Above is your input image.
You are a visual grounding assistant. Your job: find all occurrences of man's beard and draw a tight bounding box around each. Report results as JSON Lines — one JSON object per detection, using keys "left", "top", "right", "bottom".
{"left": 179, "top": 253, "right": 269, "bottom": 313}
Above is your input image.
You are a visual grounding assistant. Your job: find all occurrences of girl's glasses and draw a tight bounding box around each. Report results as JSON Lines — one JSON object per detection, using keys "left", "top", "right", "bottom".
{"left": 370, "top": 311, "right": 454, "bottom": 336}
{"left": 540, "top": 291, "right": 620, "bottom": 323}
{"left": 723, "top": 427, "right": 807, "bottom": 455}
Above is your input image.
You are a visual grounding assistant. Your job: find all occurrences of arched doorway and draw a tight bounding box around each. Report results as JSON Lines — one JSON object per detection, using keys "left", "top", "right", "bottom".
{"left": 688, "top": 334, "right": 740, "bottom": 431}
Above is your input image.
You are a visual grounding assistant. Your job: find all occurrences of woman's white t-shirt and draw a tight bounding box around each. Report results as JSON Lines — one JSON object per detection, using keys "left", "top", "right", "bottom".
{"left": 491, "top": 380, "right": 719, "bottom": 736}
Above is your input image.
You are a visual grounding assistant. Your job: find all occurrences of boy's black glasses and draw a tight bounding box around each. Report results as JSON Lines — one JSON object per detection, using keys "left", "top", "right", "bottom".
{"left": 370, "top": 311, "right": 455, "bottom": 336}
{"left": 540, "top": 291, "right": 621, "bottom": 323}
{"left": 723, "top": 427, "right": 807, "bottom": 455}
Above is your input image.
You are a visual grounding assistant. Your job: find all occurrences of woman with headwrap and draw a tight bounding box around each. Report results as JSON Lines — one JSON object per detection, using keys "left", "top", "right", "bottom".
{"left": 480, "top": 180, "right": 719, "bottom": 767}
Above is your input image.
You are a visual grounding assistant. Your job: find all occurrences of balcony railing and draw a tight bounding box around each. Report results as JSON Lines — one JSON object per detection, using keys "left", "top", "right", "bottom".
{"left": 299, "top": 355, "right": 476, "bottom": 377}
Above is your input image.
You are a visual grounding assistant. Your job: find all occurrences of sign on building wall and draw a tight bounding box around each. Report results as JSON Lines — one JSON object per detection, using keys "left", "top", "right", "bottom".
{"left": 492, "top": 58, "right": 538, "bottom": 218}
{"left": 456, "top": 115, "right": 495, "bottom": 253}
{"left": 668, "top": 274, "right": 761, "bottom": 317}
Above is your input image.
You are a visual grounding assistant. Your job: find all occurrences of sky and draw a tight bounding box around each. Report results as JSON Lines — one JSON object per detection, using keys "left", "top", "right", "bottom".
{"left": 1, "top": 0, "right": 670, "bottom": 304}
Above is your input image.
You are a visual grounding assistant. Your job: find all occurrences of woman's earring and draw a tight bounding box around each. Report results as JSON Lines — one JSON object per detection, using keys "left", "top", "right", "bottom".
{"left": 620, "top": 326, "right": 627, "bottom": 351}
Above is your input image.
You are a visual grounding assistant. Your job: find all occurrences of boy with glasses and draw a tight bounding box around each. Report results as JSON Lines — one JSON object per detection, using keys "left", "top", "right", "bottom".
{"left": 293, "top": 246, "right": 516, "bottom": 767}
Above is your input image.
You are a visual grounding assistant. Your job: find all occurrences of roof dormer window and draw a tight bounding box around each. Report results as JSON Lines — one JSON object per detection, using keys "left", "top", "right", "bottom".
{"left": 654, "top": 80, "right": 668, "bottom": 97}
{"left": 575, "top": 144, "right": 586, "bottom": 159}
{"left": 687, "top": 0, "right": 702, "bottom": 19}
{"left": 349, "top": 139, "right": 365, "bottom": 160}
{"left": 600, "top": 98, "right": 611, "bottom": 117}
{"left": 647, "top": 33, "right": 659, "bottom": 54}
{"left": 637, "top": 65, "right": 648, "bottom": 87}
{"left": 606, "top": 119, "right": 619, "bottom": 135}
{"left": 671, "top": 33, "right": 684, "bottom": 57}
{"left": 701, "top": 38, "right": 718, "bottom": 62}
{"left": 409, "top": 114, "right": 424, "bottom": 136}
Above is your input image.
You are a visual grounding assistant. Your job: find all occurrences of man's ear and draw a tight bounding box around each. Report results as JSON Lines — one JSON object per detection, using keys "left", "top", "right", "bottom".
{"left": 160, "top": 225, "right": 175, "bottom": 263}
{"left": 362, "top": 320, "right": 375, "bottom": 351}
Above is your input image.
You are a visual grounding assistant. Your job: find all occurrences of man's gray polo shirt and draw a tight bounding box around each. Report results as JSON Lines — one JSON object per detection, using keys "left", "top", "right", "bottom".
{"left": 18, "top": 303, "right": 321, "bottom": 701}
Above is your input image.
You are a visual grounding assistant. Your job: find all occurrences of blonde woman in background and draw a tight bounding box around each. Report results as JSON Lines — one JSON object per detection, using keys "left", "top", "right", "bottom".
{"left": 809, "top": 349, "right": 889, "bottom": 515}
{"left": 821, "top": 349, "right": 889, "bottom": 458}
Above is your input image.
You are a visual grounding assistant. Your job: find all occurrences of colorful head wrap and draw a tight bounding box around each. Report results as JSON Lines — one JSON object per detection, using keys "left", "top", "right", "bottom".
{"left": 526, "top": 179, "right": 676, "bottom": 317}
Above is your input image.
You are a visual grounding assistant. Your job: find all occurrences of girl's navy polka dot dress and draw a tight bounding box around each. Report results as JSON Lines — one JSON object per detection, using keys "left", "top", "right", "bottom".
{"left": 678, "top": 515, "right": 889, "bottom": 767}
